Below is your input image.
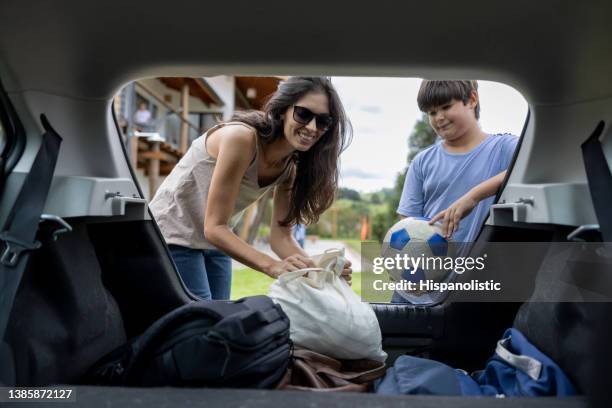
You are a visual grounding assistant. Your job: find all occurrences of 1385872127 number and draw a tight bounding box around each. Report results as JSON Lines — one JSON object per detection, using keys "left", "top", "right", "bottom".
{"left": 3, "top": 388, "right": 75, "bottom": 401}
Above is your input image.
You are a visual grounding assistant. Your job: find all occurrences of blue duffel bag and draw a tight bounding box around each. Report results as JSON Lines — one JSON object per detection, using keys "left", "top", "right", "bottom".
{"left": 376, "top": 328, "right": 576, "bottom": 397}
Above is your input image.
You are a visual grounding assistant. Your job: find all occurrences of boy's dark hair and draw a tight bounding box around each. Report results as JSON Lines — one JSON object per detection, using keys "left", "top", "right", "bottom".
{"left": 417, "top": 80, "right": 480, "bottom": 119}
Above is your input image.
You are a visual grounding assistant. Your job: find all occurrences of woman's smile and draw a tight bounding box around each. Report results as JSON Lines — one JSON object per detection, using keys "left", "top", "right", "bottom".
{"left": 296, "top": 128, "right": 317, "bottom": 146}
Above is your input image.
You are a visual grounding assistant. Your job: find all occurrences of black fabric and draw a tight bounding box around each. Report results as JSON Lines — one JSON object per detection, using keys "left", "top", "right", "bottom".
{"left": 514, "top": 121, "right": 612, "bottom": 395}
{"left": 512, "top": 236, "right": 612, "bottom": 396}
{"left": 581, "top": 121, "right": 612, "bottom": 241}
{"left": 0, "top": 115, "right": 61, "bottom": 384}
{"left": 580, "top": 121, "right": 612, "bottom": 406}
{"left": 87, "top": 221, "right": 192, "bottom": 338}
{"left": 4, "top": 222, "right": 126, "bottom": 385}
{"left": 0, "top": 76, "right": 26, "bottom": 189}
{"left": 85, "top": 296, "right": 291, "bottom": 388}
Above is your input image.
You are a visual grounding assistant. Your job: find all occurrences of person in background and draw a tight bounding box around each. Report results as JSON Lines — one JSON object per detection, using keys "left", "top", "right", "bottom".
{"left": 293, "top": 223, "right": 306, "bottom": 248}
{"left": 134, "top": 102, "right": 152, "bottom": 131}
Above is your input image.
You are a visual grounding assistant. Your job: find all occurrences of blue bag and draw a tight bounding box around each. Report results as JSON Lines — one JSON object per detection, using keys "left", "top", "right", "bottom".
{"left": 376, "top": 328, "right": 576, "bottom": 397}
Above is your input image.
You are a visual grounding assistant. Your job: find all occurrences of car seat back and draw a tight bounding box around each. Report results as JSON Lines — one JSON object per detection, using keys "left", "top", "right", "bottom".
{"left": 2, "top": 222, "right": 127, "bottom": 385}
{"left": 512, "top": 243, "right": 612, "bottom": 394}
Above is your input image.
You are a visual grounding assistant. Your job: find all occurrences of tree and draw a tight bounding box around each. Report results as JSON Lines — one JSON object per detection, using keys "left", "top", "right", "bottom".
{"left": 407, "top": 112, "right": 437, "bottom": 165}
{"left": 372, "top": 169, "right": 406, "bottom": 241}
{"left": 337, "top": 187, "right": 361, "bottom": 201}
{"left": 371, "top": 212, "right": 389, "bottom": 242}
{"left": 370, "top": 193, "right": 381, "bottom": 204}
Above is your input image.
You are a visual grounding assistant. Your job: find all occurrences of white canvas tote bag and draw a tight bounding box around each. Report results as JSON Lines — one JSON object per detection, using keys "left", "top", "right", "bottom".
{"left": 268, "top": 248, "right": 387, "bottom": 362}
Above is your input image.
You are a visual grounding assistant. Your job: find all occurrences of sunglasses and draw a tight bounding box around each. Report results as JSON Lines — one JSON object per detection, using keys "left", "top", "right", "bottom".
{"left": 292, "top": 106, "right": 334, "bottom": 132}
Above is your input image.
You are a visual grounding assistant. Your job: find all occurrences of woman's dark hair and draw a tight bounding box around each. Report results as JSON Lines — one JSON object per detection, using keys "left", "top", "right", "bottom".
{"left": 231, "top": 77, "right": 352, "bottom": 226}
{"left": 417, "top": 80, "right": 480, "bottom": 119}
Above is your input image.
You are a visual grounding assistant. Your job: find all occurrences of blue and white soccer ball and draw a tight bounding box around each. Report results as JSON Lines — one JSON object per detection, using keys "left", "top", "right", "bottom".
{"left": 381, "top": 217, "right": 450, "bottom": 298}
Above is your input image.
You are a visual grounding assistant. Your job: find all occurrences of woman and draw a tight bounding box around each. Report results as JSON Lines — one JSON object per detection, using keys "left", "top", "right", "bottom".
{"left": 150, "top": 77, "right": 352, "bottom": 300}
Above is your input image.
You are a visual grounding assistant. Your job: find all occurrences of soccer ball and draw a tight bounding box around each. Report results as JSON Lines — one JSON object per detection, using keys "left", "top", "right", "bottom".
{"left": 381, "top": 217, "right": 449, "bottom": 299}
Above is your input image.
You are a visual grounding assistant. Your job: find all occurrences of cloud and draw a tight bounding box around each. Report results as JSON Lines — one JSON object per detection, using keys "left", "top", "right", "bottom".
{"left": 355, "top": 127, "right": 375, "bottom": 134}
{"left": 360, "top": 105, "right": 382, "bottom": 114}
{"left": 342, "top": 168, "right": 380, "bottom": 179}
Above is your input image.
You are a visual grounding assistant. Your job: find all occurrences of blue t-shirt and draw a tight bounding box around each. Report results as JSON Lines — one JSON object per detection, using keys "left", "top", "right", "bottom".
{"left": 397, "top": 133, "right": 518, "bottom": 243}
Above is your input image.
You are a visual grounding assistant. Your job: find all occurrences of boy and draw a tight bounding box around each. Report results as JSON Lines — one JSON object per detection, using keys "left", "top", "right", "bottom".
{"left": 397, "top": 80, "right": 518, "bottom": 243}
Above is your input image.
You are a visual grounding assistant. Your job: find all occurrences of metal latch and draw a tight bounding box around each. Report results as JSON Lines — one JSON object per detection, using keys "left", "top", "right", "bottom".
{"left": 567, "top": 224, "right": 600, "bottom": 242}
{"left": 105, "top": 191, "right": 147, "bottom": 217}
{"left": 490, "top": 197, "right": 535, "bottom": 223}
{"left": 0, "top": 232, "right": 42, "bottom": 267}
{"left": 40, "top": 214, "right": 73, "bottom": 240}
{"left": 0, "top": 214, "right": 72, "bottom": 267}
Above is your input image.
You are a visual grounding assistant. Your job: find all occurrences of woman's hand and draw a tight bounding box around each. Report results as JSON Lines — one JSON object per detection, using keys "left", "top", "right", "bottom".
{"left": 265, "top": 254, "right": 316, "bottom": 279}
{"left": 429, "top": 195, "right": 477, "bottom": 239}
{"left": 265, "top": 256, "right": 352, "bottom": 284}
{"left": 341, "top": 259, "right": 353, "bottom": 286}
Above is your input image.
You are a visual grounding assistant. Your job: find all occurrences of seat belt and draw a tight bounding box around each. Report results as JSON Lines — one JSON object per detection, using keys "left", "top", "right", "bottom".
{"left": 581, "top": 121, "right": 612, "bottom": 406}
{"left": 0, "top": 114, "right": 62, "bottom": 343}
{"left": 581, "top": 121, "right": 612, "bottom": 241}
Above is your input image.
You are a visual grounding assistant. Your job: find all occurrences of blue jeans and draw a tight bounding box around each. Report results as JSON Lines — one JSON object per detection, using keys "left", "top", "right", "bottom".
{"left": 168, "top": 245, "right": 232, "bottom": 300}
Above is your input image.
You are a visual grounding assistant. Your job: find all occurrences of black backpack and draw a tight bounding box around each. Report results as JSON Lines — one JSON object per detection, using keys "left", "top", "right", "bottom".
{"left": 85, "top": 296, "right": 291, "bottom": 388}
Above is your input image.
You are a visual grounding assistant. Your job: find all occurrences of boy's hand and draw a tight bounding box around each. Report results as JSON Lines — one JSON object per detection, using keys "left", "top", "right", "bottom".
{"left": 430, "top": 195, "right": 478, "bottom": 239}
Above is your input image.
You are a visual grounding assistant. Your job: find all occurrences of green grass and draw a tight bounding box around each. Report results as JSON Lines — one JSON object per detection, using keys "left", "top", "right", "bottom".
{"left": 341, "top": 239, "right": 381, "bottom": 263}
{"left": 231, "top": 268, "right": 276, "bottom": 300}
{"left": 341, "top": 238, "right": 362, "bottom": 254}
{"left": 231, "top": 268, "right": 363, "bottom": 300}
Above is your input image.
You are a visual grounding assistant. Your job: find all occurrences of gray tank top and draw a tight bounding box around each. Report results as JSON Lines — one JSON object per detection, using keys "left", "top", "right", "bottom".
{"left": 149, "top": 122, "right": 293, "bottom": 250}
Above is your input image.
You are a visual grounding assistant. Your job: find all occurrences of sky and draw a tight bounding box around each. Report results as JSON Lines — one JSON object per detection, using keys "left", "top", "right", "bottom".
{"left": 331, "top": 77, "right": 529, "bottom": 193}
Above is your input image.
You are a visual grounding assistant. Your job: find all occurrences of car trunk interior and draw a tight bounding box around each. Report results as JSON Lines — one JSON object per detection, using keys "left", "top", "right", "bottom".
{"left": 1, "top": 214, "right": 599, "bottom": 408}
{"left": 3, "top": 1, "right": 612, "bottom": 406}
